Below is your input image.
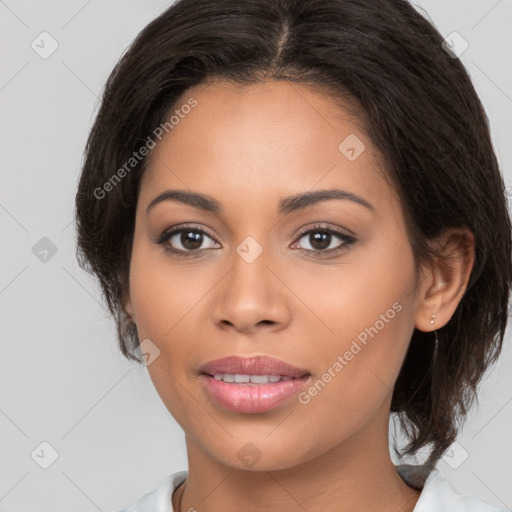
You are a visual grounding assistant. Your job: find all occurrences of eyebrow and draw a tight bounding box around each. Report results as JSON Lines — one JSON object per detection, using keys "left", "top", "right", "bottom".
{"left": 146, "top": 188, "right": 375, "bottom": 216}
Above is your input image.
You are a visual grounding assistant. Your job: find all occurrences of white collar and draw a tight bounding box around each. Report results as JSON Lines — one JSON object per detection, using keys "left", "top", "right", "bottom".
{"left": 118, "top": 466, "right": 504, "bottom": 511}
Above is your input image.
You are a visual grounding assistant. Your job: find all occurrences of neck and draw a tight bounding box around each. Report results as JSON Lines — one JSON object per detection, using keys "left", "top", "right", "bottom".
{"left": 174, "top": 406, "right": 421, "bottom": 512}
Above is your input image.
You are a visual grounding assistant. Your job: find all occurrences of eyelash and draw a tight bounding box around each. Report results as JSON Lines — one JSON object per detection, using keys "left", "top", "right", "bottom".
{"left": 155, "top": 223, "right": 356, "bottom": 258}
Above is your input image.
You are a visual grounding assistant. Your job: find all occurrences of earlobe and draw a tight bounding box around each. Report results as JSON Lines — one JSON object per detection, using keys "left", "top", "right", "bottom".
{"left": 414, "top": 227, "right": 475, "bottom": 332}
{"left": 125, "top": 302, "right": 134, "bottom": 319}
{"left": 121, "top": 289, "right": 135, "bottom": 321}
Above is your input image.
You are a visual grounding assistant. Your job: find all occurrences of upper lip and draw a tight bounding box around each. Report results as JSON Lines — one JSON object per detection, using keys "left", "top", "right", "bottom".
{"left": 200, "top": 355, "right": 310, "bottom": 378}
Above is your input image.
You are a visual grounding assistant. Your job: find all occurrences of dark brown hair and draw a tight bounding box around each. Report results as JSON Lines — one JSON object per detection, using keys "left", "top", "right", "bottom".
{"left": 74, "top": 0, "right": 511, "bottom": 468}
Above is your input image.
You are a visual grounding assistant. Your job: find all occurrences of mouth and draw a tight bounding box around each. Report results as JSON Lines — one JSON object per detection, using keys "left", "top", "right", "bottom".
{"left": 198, "top": 355, "right": 311, "bottom": 413}
{"left": 199, "top": 354, "right": 311, "bottom": 380}
{"left": 199, "top": 372, "right": 311, "bottom": 413}
{"left": 201, "top": 372, "right": 310, "bottom": 384}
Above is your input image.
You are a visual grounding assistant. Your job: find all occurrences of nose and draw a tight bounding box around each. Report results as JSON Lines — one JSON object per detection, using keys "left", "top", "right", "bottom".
{"left": 210, "top": 242, "right": 292, "bottom": 336}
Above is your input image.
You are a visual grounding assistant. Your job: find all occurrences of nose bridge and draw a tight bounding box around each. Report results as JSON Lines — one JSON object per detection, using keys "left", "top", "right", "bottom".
{"left": 233, "top": 233, "right": 270, "bottom": 294}
{"left": 230, "top": 233, "right": 274, "bottom": 308}
{"left": 211, "top": 232, "right": 290, "bottom": 333}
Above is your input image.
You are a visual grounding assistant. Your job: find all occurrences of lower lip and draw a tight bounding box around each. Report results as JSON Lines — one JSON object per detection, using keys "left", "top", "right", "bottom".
{"left": 200, "top": 374, "right": 311, "bottom": 413}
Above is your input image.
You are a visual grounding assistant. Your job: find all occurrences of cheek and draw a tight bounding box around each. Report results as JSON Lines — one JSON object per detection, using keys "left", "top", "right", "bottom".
{"left": 128, "top": 238, "right": 210, "bottom": 343}
{"left": 299, "top": 242, "right": 417, "bottom": 398}
{"left": 302, "top": 240, "right": 415, "bottom": 344}
{"left": 127, "top": 242, "right": 205, "bottom": 424}
{"left": 294, "top": 299, "right": 414, "bottom": 454}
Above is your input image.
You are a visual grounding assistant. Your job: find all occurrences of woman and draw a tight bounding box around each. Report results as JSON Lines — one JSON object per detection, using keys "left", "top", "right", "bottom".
{"left": 74, "top": 0, "right": 511, "bottom": 510}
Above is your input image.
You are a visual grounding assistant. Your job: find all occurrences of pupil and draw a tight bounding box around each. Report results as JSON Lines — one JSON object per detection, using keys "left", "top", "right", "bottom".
{"left": 311, "top": 232, "right": 330, "bottom": 250}
{"left": 182, "top": 231, "right": 202, "bottom": 250}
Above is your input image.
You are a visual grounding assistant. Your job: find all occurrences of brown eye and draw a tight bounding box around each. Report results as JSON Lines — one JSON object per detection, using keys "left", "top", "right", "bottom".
{"left": 305, "top": 231, "right": 333, "bottom": 251}
{"left": 157, "top": 225, "right": 220, "bottom": 256}
{"left": 178, "top": 230, "right": 204, "bottom": 250}
{"left": 292, "top": 225, "right": 356, "bottom": 256}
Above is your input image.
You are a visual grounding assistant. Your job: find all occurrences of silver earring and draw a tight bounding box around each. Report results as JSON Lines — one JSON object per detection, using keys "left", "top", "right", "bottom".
{"left": 431, "top": 328, "right": 439, "bottom": 393}
{"left": 430, "top": 314, "right": 436, "bottom": 325}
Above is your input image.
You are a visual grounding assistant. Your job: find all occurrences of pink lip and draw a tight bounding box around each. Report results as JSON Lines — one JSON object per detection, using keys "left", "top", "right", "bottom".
{"left": 199, "top": 355, "right": 311, "bottom": 413}
{"left": 200, "top": 374, "right": 311, "bottom": 413}
{"left": 199, "top": 355, "right": 310, "bottom": 378}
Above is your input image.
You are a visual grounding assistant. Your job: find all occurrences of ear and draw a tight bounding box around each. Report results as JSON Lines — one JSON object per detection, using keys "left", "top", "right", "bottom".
{"left": 415, "top": 227, "right": 475, "bottom": 332}
{"left": 121, "top": 287, "right": 135, "bottom": 322}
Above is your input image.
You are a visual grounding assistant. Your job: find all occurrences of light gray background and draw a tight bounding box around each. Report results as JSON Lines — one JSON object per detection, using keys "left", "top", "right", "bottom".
{"left": 0, "top": 1, "right": 511, "bottom": 511}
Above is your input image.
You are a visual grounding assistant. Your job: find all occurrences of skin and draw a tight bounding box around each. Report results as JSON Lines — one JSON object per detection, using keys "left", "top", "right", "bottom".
{"left": 123, "top": 78, "right": 474, "bottom": 512}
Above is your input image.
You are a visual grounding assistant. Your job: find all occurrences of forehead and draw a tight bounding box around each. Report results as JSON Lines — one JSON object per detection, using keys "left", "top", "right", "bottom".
{"left": 139, "top": 79, "right": 398, "bottom": 218}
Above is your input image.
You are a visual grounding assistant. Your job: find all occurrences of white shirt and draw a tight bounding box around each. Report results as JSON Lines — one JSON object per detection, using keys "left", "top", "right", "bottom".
{"left": 114, "top": 465, "right": 505, "bottom": 511}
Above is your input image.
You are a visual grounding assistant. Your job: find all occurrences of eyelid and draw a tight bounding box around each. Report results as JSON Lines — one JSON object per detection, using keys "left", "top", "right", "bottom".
{"left": 156, "top": 223, "right": 219, "bottom": 245}
{"left": 293, "top": 222, "right": 355, "bottom": 240}
{"left": 291, "top": 223, "right": 357, "bottom": 252}
{"left": 156, "top": 222, "right": 357, "bottom": 257}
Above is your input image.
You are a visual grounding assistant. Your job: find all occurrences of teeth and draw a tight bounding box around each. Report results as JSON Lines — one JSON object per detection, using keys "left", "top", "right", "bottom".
{"left": 212, "top": 373, "right": 295, "bottom": 384}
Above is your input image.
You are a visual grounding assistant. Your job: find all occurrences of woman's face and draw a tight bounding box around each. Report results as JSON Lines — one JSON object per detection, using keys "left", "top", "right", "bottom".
{"left": 124, "top": 79, "right": 425, "bottom": 470}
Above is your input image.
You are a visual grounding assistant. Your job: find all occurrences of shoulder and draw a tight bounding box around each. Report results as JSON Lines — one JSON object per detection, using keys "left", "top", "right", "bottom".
{"left": 397, "top": 464, "right": 505, "bottom": 512}
{"left": 113, "top": 470, "right": 188, "bottom": 512}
